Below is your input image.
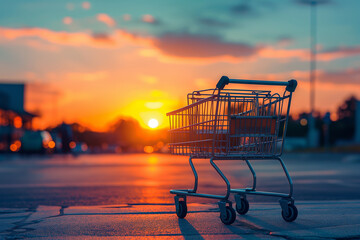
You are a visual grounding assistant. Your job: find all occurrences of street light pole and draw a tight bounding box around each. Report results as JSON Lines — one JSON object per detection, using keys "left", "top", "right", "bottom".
{"left": 308, "top": 0, "right": 319, "bottom": 148}
{"left": 310, "top": 1, "right": 317, "bottom": 115}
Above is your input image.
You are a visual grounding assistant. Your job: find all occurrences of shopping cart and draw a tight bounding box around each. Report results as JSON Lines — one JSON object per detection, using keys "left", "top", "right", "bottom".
{"left": 167, "top": 76, "right": 298, "bottom": 225}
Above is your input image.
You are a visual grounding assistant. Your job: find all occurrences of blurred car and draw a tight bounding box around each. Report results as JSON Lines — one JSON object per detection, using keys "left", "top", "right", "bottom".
{"left": 20, "top": 130, "right": 55, "bottom": 153}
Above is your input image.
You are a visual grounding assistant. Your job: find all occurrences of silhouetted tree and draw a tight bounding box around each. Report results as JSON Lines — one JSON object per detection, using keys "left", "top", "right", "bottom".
{"left": 337, "top": 96, "right": 357, "bottom": 121}
{"left": 109, "top": 118, "right": 143, "bottom": 149}
{"left": 330, "top": 96, "right": 357, "bottom": 142}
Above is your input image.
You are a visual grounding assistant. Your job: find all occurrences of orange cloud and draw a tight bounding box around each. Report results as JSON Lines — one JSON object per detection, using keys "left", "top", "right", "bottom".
{"left": 117, "top": 31, "right": 360, "bottom": 63}
{"left": 152, "top": 34, "right": 259, "bottom": 58}
{"left": 2, "top": 26, "right": 360, "bottom": 64}
{"left": 258, "top": 47, "right": 309, "bottom": 60}
{"left": 97, "top": 13, "right": 116, "bottom": 27}
{"left": 129, "top": 32, "right": 360, "bottom": 63}
{"left": 243, "top": 67, "right": 360, "bottom": 86}
{"left": 289, "top": 67, "right": 360, "bottom": 86}
{"left": 24, "top": 39, "right": 60, "bottom": 52}
{"left": 0, "top": 27, "right": 123, "bottom": 48}
{"left": 139, "top": 75, "right": 158, "bottom": 84}
{"left": 318, "top": 67, "right": 360, "bottom": 84}
{"left": 317, "top": 46, "right": 360, "bottom": 61}
{"left": 126, "top": 32, "right": 260, "bottom": 63}
{"left": 65, "top": 71, "right": 110, "bottom": 82}
{"left": 259, "top": 45, "right": 360, "bottom": 62}
{"left": 138, "top": 48, "right": 256, "bottom": 64}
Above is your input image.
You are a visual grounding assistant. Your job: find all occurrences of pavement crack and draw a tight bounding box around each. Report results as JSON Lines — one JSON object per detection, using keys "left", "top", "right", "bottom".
{"left": 59, "top": 205, "right": 68, "bottom": 216}
{"left": 229, "top": 220, "right": 296, "bottom": 240}
{"left": 1, "top": 206, "right": 68, "bottom": 239}
{"left": 2, "top": 207, "right": 38, "bottom": 239}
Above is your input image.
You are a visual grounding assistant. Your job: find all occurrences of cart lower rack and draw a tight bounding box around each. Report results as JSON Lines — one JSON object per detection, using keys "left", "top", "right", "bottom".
{"left": 167, "top": 76, "right": 298, "bottom": 225}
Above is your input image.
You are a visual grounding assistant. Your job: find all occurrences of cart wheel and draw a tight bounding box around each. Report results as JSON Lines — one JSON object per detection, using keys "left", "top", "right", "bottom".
{"left": 236, "top": 198, "right": 249, "bottom": 215}
{"left": 176, "top": 200, "right": 187, "bottom": 219}
{"left": 220, "top": 206, "right": 236, "bottom": 225}
{"left": 281, "top": 204, "right": 298, "bottom": 222}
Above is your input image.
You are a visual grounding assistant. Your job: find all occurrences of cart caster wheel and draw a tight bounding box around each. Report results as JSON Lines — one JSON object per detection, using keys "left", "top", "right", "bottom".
{"left": 281, "top": 204, "right": 298, "bottom": 222}
{"left": 220, "top": 206, "right": 236, "bottom": 225}
{"left": 236, "top": 198, "right": 249, "bottom": 215}
{"left": 176, "top": 200, "right": 187, "bottom": 219}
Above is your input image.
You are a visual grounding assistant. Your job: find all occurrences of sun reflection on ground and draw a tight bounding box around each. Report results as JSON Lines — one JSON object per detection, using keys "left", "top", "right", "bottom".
{"left": 147, "top": 156, "right": 158, "bottom": 165}
{"left": 146, "top": 156, "right": 159, "bottom": 174}
{"left": 144, "top": 155, "right": 159, "bottom": 186}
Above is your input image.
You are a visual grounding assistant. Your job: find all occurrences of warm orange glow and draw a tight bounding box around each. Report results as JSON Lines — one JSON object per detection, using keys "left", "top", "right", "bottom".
{"left": 156, "top": 141, "right": 164, "bottom": 148}
{"left": 147, "top": 156, "right": 158, "bottom": 164}
{"left": 116, "top": 93, "right": 177, "bottom": 130}
{"left": 144, "top": 146, "right": 154, "bottom": 153}
{"left": 1, "top": 26, "right": 358, "bottom": 131}
{"left": 300, "top": 119, "right": 308, "bottom": 126}
{"left": 48, "top": 140, "right": 55, "bottom": 149}
{"left": 69, "top": 141, "right": 76, "bottom": 149}
{"left": 148, "top": 118, "right": 159, "bottom": 129}
{"left": 14, "top": 116, "right": 22, "bottom": 128}
{"left": 330, "top": 113, "right": 338, "bottom": 121}
{"left": 145, "top": 102, "right": 163, "bottom": 109}
{"left": 10, "top": 144, "right": 18, "bottom": 152}
{"left": 14, "top": 140, "right": 21, "bottom": 148}
{"left": 145, "top": 156, "right": 159, "bottom": 175}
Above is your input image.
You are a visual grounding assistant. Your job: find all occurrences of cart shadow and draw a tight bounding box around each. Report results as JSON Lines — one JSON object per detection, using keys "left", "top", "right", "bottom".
{"left": 178, "top": 218, "right": 205, "bottom": 240}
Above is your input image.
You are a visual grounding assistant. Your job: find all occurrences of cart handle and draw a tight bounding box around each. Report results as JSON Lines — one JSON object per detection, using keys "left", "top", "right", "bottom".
{"left": 216, "top": 76, "right": 297, "bottom": 92}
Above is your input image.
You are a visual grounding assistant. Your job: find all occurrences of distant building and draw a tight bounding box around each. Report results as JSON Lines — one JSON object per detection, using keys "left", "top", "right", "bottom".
{"left": 0, "top": 83, "right": 36, "bottom": 152}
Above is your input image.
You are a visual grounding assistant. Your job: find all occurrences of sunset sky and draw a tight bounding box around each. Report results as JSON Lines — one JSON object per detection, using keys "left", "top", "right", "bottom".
{"left": 0, "top": 0, "right": 359, "bottom": 131}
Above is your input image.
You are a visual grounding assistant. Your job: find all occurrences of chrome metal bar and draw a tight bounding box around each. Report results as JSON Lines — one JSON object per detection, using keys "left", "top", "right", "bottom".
{"left": 168, "top": 119, "right": 215, "bottom": 132}
{"left": 216, "top": 76, "right": 297, "bottom": 92}
{"left": 231, "top": 116, "right": 278, "bottom": 119}
{"left": 277, "top": 157, "right": 293, "bottom": 197}
{"left": 245, "top": 160, "right": 256, "bottom": 191}
{"left": 230, "top": 157, "right": 293, "bottom": 198}
{"left": 230, "top": 189, "right": 289, "bottom": 198}
{"left": 188, "top": 157, "right": 198, "bottom": 193}
{"left": 229, "top": 79, "right": 289, "bottom": 86}
{"left": 166, "top": 95, "right": 215, "bottom": 116}
{"left": 170, "top": 139, "right": 212, "bottom": 145}
{"left": 210, "top": 158, "right": 230, "bottom": 200}
{"left": 212, "top": 92, "right": 221, "bottom": 156}
{"left": 170, "top": 190, "right": 227, "bottom": 200}
{"left": 169, "top": 157, "right": 231, "bottom": 200}
{"left": 281, "top": 91, "right": 293, "bottom": 154}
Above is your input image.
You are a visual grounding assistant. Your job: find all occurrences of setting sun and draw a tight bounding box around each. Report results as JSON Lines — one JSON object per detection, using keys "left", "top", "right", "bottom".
{"left": 148, "top": 118, "right": 159, "bottom": 129}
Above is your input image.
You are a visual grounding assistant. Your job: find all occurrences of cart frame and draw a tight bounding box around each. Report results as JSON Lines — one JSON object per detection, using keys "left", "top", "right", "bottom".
{"left": 167, "top": 76, "right": 298, "bottom": 224}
